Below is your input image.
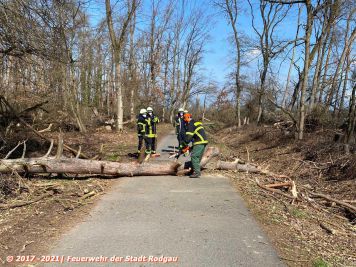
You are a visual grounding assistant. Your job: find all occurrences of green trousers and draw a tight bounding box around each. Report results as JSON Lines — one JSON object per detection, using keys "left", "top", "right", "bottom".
{"left": 191, "top": 144, "right": 206, "bottom": 175}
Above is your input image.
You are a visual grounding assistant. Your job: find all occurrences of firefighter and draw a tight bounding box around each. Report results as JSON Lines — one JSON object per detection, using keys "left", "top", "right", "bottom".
{"left": 174, "top": 108, "right": 185, "bottom": 148}
{"left": 147, "top": 107, "right": 159, "bottom": 154}
{"left": 137, "top": 109, "right": 148, "bottom": 154}
{"left": 183, "top": 113, "right": 208, "bottom": 178}
{"left": 144, "top": 110, "right": 155, "bottom": 157}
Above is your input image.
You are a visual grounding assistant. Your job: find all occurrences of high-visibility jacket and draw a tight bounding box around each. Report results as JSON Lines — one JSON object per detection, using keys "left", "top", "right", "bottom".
{"left": 136, "top": 115, "right": 147, "bottom": 136}
{"left": 148, "top": 114, "right": 159, "bottom": 136}
{"left": 184, "top": 120, "right": 208, "bottom": 146}
{"left": 144, "top": 117, "right": 156, "bottom": 138}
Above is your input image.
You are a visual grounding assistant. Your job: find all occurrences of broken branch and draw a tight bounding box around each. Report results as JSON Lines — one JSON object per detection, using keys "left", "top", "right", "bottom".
{"left": 256, "top": 178, "right": 297, "bottom": 200}
{"left": 0, "top": 192, "right": 53, "bottom": 210}
{"left": 309, "top": 192, "right": 356, "bottom": 213}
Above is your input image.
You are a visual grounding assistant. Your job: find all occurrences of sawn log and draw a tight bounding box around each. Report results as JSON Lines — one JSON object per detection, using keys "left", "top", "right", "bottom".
{"left": 0, "top": 158, "right": 181, "bottom": 177}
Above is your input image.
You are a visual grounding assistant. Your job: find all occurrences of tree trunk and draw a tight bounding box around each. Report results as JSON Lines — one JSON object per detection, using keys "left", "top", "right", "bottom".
{"left": 326, "top": 13, "right": 356, "bottom": 108}
{"left": 319, "top": 31, "right": 333, "bottom": 104}
{"left": 224, "top": 0, "right": 241, "bottom": 127}
{"left": 105, "top": 0, "right": 136, "bottom": 131}
{"left": 298, "top": 1, "right": 313, "bottom": 140}
{"left": 257, "top": 65, "right": 268, "bottom": 124}
{"left": 0, "top": 157, "right": 181, "bottom": 177}
{"left": 216, "top": 160, "right": 260, "bottom": 173}
{"left": 339, "top": 51, "right": 351, "bottom": 117}
{"left": 128, "top": 12, "right": 136, "bottom": 122}
{"left": 345, "top": 83, "right": 356, "bottom": 152}
{"left": 309, "top": 30, "right": 324, "bottom": 111}
{"left": 282, "top": 6, "right": 301, "bottom": 109}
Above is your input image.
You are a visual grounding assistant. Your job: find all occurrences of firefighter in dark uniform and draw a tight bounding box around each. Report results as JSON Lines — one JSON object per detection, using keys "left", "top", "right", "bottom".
{"left": 137, "top": 108, "right": 152, "bottom": 156}
{"left": 147, "top": 107, "right": 159, "bottom": 154}
{"left": 182, "top": 113, "right": 208, "bottom": 178}
{"left": 137, "top": 109, "right": 147, "bottom": 154}
{"left": 174, "top": 108, "right": 185, "bottom": 148}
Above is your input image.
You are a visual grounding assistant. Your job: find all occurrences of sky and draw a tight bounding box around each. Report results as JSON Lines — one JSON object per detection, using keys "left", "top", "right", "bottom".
{"left": 85, "top": 0, "right": 304, "bottom": 87}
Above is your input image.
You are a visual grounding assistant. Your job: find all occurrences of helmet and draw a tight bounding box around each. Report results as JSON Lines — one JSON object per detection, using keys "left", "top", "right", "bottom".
{"left": 147, "top": 107, "right": 153, "bottom": 112}
{"left": 178, "top": 108, "right": 184, "bottom": 113}
{"left": 183, "top": 113, "right": 192, "bottom": 122}
{"left": 184, "top": 110, "right": 188, "bottom": 114}
{"left": 140, "top": 108, "right": 147, "bottom": 114}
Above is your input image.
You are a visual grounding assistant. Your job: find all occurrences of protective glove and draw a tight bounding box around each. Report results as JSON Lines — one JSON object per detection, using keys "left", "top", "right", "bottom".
{"left": 182, "top": 146, "right": 190, "bottom": 157}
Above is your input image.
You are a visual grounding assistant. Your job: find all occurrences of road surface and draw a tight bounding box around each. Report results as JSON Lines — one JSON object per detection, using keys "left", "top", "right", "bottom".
{"left": 48, "top": 133, "right": 285, "bottom": 267}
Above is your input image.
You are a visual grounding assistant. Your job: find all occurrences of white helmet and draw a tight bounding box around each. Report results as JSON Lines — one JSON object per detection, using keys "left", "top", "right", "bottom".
{"left": 140, "top": 108, "right": 147, "bottom": 114}
{"left": 178, "top": 108, "right": 184, "bottom": 113}
{"left": 147, "top": 107, "right": 153, "bottom": 112}
{"left": 184, "top": 110, "right": 188, "bottom": 114}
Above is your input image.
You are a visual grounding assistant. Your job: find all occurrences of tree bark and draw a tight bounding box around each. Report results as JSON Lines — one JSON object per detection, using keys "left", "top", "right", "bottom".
{"left": 0, "top": 157, "right": 181, "bottom": 177}
{"left": 298, "top": 1, "right": 313, "bottom": 140}
{"left": 216, "top": 160, "right": 260, "bottom": 173}
{"left": 105, "top": 0, "right": 137, "bottom": 131}
{"left": 225, "top": 0, "right": 242, "bottom": 127}
{"left": 281, "top": 7, "right": 300, "bottom": 109}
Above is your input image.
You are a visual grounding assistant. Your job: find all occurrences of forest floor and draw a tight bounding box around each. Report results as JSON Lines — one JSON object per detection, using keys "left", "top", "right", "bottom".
{"left": 208, "top": 124, "right": 355, "bottom": 267}
{"left": 0, "top": 123, "right": 172, "bottom": 265}
{"left": 1, "top": 121, "right": 355, "bottom": 267}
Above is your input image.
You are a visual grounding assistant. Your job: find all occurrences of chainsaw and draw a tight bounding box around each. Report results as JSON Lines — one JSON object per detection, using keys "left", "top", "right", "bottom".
{"left": 169, "top": 146, "right": 190, "bottom": 160}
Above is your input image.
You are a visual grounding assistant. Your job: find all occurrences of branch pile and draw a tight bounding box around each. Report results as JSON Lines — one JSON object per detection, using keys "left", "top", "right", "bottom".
{"left": 215, "top": 157, "right": 356, "bottom": 220}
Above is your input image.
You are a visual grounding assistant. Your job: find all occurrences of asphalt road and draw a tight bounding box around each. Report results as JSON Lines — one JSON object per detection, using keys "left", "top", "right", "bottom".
{"left": 47, "top": 133, "right": 285, "bottom": 267}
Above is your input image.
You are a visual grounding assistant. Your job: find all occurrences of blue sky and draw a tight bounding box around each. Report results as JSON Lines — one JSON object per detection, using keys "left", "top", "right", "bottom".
{"left": 86, "top": 0, "right": 304, "bottom": 87}
{"left": 191, "top": 0, "right": 303, "bottom": 86}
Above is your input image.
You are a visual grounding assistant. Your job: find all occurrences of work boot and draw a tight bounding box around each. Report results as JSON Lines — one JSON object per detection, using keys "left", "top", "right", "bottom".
{"left": 189, "top": 172, "right": 200, "bottom": 178}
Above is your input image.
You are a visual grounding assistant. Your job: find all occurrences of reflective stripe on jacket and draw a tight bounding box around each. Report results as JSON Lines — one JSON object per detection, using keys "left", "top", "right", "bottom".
{"left": 184, "top": 120, "right": 208, "bottom": 145}
{"left": 145, "top": 118, "right": 155, "bottom": 138}
{"left": 148, "top": 114, "right": 159, "bottom": 136}
{"left": 136, "top": 115, "right": 146, "bottom": 136}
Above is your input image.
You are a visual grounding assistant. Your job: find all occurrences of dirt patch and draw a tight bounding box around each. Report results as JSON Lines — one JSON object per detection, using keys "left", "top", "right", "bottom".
{"left": 0, "top": 123, "right": 173, "bottom": 265}
{"left": 209, "top": 124, "right": 356, "bottom": 267}
{"left": 0, "top": 178, "right": 114, "bottom": 266}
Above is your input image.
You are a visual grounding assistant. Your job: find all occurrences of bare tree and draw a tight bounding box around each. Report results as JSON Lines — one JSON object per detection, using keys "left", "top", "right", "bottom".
{"left": 181, "top": 10, "right": 209, "bottom": 108}
{"left": 248, "top": 0, "right": 293, "bottom": 124}
{"left": 105, "top": 0, "right": 137, "bottom": 131}
{"left": 216, "top": 0, "right": 242, "bottom": 127}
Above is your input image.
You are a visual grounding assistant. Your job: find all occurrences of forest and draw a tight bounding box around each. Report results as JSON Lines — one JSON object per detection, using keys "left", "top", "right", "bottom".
{"left": 0, "top": 0, "right": 355, "bottom": 266}
{"left": 0, "top": 0, "right": 354, "bottom": 145}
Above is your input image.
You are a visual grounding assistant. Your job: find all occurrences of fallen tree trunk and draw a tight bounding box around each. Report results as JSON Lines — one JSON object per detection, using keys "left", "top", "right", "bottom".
{"left": 201, "top": 147, "right": 220, "bottom": 168}
{"left": 176, "top": 146, "right": 220, "bottom": 175}
{"left": 0, "top": 158, "right": 181, "bottom": 177}
{"left": 216, "top": 158, "right": 289, "bottom": 179}
{"left": 216, "top": 160, "right": 261, "bottom": 173}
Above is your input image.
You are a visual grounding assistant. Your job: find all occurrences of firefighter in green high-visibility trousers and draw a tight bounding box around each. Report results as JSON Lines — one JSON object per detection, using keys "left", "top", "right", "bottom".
{"left": 147, "top": 107, "right": 159, "bottom": 154}
{"left": 183, "top": 113, "right": 208, "bottom": 178}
